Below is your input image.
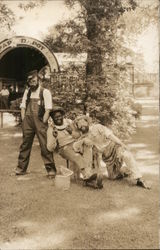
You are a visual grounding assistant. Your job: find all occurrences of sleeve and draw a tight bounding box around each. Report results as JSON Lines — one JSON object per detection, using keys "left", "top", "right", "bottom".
{"left": 43, "top": 89, "right": 52, "bottom": 110}
{"left": 96, "top": 124, "right": 113, "bottom": 138}
{"left": 20, "top": 89, "right": 28, "bottom": 109}
{"left": 103, "top": 126, "right": 113, "bottom": 138}
{"left": 47, "top": 125, "right": 57, "bottom": 152}
{"left": 67, "top": 120, "right": 81, "bottom": 139}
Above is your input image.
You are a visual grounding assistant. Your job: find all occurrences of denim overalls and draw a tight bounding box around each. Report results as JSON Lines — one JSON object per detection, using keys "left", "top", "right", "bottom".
{"left": 18, "top": 88, "right": 56, "bottom": 173}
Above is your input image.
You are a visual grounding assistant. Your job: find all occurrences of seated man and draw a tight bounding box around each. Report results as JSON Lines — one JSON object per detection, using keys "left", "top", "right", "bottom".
{"left": 72, "top": 115, "right": 150, "bottom": 189}
{"left": 47, "top": 106, "right": 103, "bottom": 189}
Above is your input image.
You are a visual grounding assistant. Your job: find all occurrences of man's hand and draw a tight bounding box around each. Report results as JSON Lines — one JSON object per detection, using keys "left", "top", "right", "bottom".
{"left": 66, "top": 125, "right": 72, "bottom": 134}
{"left": 43, "top": 110, "right": 50, "bottom": 124}
{"left": 21, "top": 108, "right": 26, "bottom": 121}
{"left": 52, "top": 128, "right": 58, "bottom": 138}
{"left": 109, "top": 133, "right": 129, "bottom": 151}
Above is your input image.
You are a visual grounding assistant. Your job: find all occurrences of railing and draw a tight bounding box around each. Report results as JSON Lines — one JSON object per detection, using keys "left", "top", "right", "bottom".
{"left": 0, "top": 109, "right": 21, "bottom": 128}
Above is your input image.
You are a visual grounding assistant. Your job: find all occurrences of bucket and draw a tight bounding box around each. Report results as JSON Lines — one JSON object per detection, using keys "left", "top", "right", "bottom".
{"left": 55, "top": 166, "right": 73, "bottom": 190}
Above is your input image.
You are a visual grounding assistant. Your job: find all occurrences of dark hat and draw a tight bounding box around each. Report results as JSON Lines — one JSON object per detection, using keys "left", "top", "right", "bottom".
{"left": 27, "top": 70, "right": 38, "bottom": 80}
{"left": 50, "top": 106, "right": 65, "bottom": 117}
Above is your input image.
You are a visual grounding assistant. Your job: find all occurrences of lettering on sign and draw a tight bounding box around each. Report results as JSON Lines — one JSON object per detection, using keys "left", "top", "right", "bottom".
{"left": 0, "top": 36, "right": 59, "bottom": 72}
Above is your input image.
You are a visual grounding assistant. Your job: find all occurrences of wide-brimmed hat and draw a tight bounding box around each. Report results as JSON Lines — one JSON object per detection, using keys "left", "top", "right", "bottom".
{"left": 50, "top": 106, "right": 65, "bottom": 117}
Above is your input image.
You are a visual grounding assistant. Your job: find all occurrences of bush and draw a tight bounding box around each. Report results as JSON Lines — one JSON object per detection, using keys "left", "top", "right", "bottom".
{"left": 47, "top": 66, "right": 138, "bottom": 139}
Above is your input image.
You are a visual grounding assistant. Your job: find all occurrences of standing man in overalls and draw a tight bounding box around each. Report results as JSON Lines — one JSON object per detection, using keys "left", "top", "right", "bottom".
{"left": 15, "top": 70, "right": 56, "bottom": 177}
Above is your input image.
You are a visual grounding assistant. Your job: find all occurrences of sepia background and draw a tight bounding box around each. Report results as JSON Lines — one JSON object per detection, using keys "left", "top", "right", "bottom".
{"left": 0, "top": 0, "right": 159, "bottom": 249}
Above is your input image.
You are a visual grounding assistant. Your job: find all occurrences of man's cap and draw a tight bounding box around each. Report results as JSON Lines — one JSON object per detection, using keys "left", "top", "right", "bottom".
{"left": 27, "top": 70, "right": 38, "bottom": 80}
{"left": 50, "top": 106, "right": 65, "bottom": 116}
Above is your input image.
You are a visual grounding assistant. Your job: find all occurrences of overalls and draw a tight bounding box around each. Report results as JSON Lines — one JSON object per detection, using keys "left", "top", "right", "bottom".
{"left": 18, "top": 93, "right": 56, "bottom": 173}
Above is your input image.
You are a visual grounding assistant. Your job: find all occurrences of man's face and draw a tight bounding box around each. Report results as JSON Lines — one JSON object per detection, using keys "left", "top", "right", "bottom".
{"left": 28, "top": 75, "right": 39, "bottom": 91}
{"left": 53, "top": 112, "right": 64, "bottom": 126}
{"left": 77, "top": 118, "right": 89, "bottom": 134}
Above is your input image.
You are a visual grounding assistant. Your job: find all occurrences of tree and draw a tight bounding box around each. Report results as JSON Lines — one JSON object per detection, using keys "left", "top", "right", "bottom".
{"left": 0, "top": 0, "right": 47, "bottom": 39}
{"left": 0, "top": 2, "right": 15, "bottom": 39}
{"left": 44, "top": 0, "right": 140, "bottom": 138}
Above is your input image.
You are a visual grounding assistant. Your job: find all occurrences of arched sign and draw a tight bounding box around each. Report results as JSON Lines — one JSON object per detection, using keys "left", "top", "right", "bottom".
{"left": 0, "top": 36, "right": 59, "bottom": 72}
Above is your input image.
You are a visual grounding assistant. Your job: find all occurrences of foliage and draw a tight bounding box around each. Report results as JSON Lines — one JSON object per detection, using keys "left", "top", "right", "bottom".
{"left": 0, "top": 0, "right": 47, "bottom": 39}
{"left": 18, "top": 0, "right": 46, "bottom": 11}
{"left": 44, "top": 0, "right": 141, "bottom": 138}
{"left": 0, "top": 2, "right": 15, "bottom": 30}
{"left": 1, "top": 0, "right": 154, "bottom": 138}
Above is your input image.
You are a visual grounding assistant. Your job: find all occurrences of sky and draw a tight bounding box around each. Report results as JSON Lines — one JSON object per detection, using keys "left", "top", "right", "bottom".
{"left": 4, "top": 0, "right": 72, "bottom": 39}
{"left": 3, "top": 0, "right": 159, "bottom": 73}
{"left": 132, "top": 24, "right": 158, "bottom": 73}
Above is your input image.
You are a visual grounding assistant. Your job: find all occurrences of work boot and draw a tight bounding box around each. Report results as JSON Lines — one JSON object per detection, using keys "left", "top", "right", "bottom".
{"left": 45, "top": 163, "right": 57, "bottom": 179}
{"left": 15, "top": 167, "right": 26, "bottom": 176}
{"left": 47, "top": 169, "right": 56, "bottom": 179}
{"left": 83, "top": 173, "right": 103, "bottom": 189}
{"left": 115, "top": 172, "right": 128, "bottom": 180}
{"left": 96, "top": 174, "right": 103, "bottom": 189}
{"left": 136, "top": 178, "right": 151, "bottom": 189}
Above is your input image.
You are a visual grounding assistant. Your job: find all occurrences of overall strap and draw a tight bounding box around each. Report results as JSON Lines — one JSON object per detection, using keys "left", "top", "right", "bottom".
{"left": 26, "top": 88, "right": 31, "bottom": 108}
{"left": 38, "top": 87, "right": 45, "bottom": 118}
{"left": 39, "top": 87, "right": 44, "bottom": 106}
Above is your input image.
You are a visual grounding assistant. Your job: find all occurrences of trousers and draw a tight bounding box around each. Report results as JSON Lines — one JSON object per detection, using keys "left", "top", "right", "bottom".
{"left": 18, "top": 100, "right": 56, "bottom": 173}
{"left": 102, "top": 143, "right": 142, "bottom": 180}
{"left": 59, "top": 143, "right": 94, "bottom": 178}
{"left": 1, "top": 96, "right": 8, "bottom": 109}
{"left": 119, "top": 149, "right": 142, "bottom": 179}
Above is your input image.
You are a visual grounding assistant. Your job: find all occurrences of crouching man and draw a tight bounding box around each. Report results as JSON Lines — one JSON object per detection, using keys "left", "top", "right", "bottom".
{"left": 47, "top": 106, "right": 103, "bottom": 189}
{"left": 73, "top": 116, "right": 150, "bottom": 189}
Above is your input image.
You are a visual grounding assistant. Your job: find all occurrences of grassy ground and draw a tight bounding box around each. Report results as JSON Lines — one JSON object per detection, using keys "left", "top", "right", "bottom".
{"left": 0, "top": 102, "right": 159, "bottom": 249}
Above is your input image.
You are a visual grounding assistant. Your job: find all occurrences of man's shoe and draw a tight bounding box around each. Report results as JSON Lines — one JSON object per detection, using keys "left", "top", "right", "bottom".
{"left": 136, "top": 179, "right": 151, "bottom": 189}
{"left": 47, "top": 169, "right": 56, "bottom": 179}
{"left": 83, "top": 173, "right": 97, "bottom": 182}
{"left": 83, "top": 174, "right": 103, "bottom": 189}
{"left": 15, "top": 168, "right": 26, "bottom": 176}
{"left": 96, "top": 174, "right": 103, "bottom": 189}
{"left": 115, "top": 173, "right": 124, "bottom": 180}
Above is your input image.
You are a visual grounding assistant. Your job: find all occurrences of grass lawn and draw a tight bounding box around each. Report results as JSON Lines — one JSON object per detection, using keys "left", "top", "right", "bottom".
{"left": 0, "top": 109, "right": 159, "bottom": 249}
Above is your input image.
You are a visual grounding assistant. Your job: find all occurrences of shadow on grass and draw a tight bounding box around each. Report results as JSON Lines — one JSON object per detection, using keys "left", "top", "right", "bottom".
{"left": 0, "top": 219, "right": 73, "bottom": 249}
{"left": 89, "top": 207, "right": 140, "bottom": 225}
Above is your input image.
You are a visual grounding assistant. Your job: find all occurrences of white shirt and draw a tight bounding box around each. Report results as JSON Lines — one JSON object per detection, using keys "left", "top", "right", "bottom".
{"left": 0, "top": 89, "right": 9, "bottom": 96}
{"left": 20, "top": 86, "right": 52, "bottom": 110}
{"left": 88, "top": 124, "right": 113, "bottom": 151}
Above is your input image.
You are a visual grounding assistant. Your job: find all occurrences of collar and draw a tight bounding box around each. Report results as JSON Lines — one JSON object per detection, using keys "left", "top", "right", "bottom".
{"left": 54, "top": 119, "right": 69, "bottom": 131}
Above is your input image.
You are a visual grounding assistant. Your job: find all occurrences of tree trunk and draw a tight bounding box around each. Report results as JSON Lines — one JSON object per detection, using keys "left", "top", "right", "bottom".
{"left": 86, "top": 49, "right": 104, "bottom": 76}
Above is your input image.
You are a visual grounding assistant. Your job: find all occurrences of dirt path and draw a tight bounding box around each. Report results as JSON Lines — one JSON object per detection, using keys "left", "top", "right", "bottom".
{"left": 0, "top": 101, "right": 159, "bottom": 249}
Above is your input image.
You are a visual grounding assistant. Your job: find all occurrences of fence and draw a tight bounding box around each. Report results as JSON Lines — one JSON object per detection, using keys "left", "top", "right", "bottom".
{"left": 0, "top": 109, "right": 20, "bottom": 128}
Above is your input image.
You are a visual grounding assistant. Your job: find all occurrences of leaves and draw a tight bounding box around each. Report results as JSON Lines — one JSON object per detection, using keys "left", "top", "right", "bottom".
{"left": 18, "top": 0, "right": 46, "bottom": 11}
{"left": 0, "top": 2, "right": 15, "bottom": 29}
{"left": 43, "top": 0, "right": 143, "bottom": 138}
